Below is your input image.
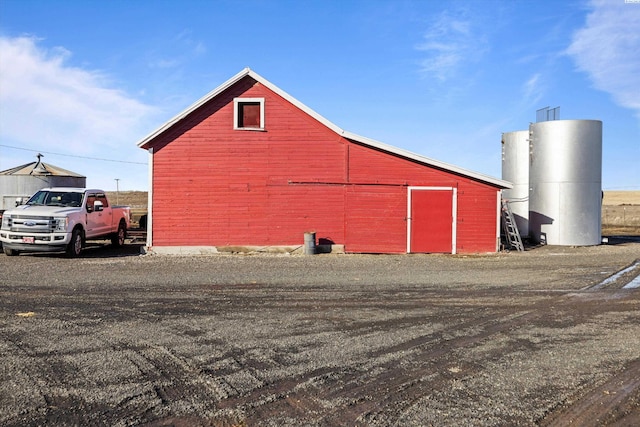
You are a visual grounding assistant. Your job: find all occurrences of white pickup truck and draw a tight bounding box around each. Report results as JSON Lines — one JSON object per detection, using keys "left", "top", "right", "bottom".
{"left": 0, "top": 188, "right": 131, "bottom": 257}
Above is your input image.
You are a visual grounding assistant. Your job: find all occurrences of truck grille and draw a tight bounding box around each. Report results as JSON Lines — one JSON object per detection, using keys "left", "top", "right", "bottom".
{"left": 5, "top": 215, "right": 56, "bottom": 233}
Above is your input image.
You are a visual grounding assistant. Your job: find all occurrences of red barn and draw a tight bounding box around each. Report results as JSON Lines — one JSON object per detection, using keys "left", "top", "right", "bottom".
{"left": 137, "top": 68, "right": 511, "bottom": 254}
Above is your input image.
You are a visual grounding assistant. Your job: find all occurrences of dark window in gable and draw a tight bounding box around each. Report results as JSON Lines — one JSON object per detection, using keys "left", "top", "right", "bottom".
{"left": 234, "top": 97, "right": 264, "bottom": 130}
{"left": 238, "top": 102, "right": 261, "bottom": 128}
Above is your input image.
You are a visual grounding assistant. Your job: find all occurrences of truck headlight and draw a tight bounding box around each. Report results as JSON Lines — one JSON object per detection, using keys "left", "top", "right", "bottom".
{"left": 1, "top": 214, "right": 10, "bottom": 229}
{"left": 54, "top": 217, "right": 68, "bottom": 232}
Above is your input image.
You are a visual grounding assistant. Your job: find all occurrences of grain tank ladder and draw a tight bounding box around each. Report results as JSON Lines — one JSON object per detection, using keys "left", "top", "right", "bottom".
{"left": 501, "top": 199, "right": 524, "bottom": 251}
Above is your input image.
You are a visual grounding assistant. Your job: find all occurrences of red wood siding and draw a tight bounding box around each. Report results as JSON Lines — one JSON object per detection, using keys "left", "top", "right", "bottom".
{"left": 347, "top": 143, "right": 499, "bottom": 253}
{"left": 147, "top": 76, "right": 501, "bottom": 254}
{"left": 454, "top": 182, "right": 499, "bottom": 253}
{"left": 345, "top": 186, "right": 406, "bottom": 253}
{"left": 151, "top": 77, "right": 346, "bottom": 247}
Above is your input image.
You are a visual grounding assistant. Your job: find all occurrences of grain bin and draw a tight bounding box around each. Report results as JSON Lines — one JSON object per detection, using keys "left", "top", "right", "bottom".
{"left": 0, "top": 155, "right": 86, "bottom": 210}
{"left": 501, "top": 130, "right": 530, "bottom": 238}
{"left": 528, "top": 120, "right": 602, "bottom": 246}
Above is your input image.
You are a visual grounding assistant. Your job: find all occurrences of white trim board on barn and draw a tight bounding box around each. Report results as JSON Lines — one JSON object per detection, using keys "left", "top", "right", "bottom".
{"left": 137, "top": 68, "right": 512, "bottom": 191}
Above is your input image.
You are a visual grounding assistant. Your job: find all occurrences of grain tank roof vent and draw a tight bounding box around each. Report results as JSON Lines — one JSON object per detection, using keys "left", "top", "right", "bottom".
{"left": 31, "top": 153, "right": 51, "bottom": 175}
{"left": 536, "top": 106, "right": 560, "bottom": 122}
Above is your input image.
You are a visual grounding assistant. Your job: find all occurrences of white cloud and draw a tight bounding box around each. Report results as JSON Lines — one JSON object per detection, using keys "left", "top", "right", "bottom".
{"left": 567, "top": 0, "right": 640, "bottom": 118}
{"left": 416, "top": 9, "right": 488, "bottom": 82}
{"left": 522, "top": 73, "right": 544, "bottom": 106}
{"left": 0, "top": 36, "right": 159, "bottom": 154}
{"left": 0, "top": 36, "right": 163, "bottom": 189}
{"left": 147, "top": 29, "right": 207, "bottom": 70}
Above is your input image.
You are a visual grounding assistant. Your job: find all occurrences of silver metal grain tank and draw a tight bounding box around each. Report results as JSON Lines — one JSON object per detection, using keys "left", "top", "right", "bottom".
{"left": 501, "top": 130, "right": 530, "bottom": 238}
{"left": 0, "top": 156, "right": 86, "bottom": 210}
{"left": 529, "top": 120, "right": 602, "bottom": 246}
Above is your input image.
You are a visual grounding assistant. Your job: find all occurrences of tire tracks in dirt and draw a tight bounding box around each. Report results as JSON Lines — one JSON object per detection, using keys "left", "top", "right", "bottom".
{"left": 539, "top": 358, "right": 640, "bottom": 427}
{"left": 216, "top": 295, "right": 547, "bottom": 423}
{"left": 213, "top": 285, "right": 639, "bottom": 425}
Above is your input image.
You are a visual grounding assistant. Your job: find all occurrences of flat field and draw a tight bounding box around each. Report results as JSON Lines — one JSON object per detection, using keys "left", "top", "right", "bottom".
{"left": 106, "top": 191, "right": 147, "bottom": 226}
{"left": 603, "top": 191, "right": 640, "bottom": 205}
{"left": 602, "top": 191, "right": 640, "bottom": 235}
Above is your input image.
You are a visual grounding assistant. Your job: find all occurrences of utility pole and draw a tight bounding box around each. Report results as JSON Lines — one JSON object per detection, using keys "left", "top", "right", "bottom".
{"left": 115, "top": 179, "right": 120, "bottom": 205}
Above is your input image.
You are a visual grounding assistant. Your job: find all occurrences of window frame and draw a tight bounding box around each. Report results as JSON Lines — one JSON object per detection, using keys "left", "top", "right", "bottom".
{"left": 233, "top": 97, "right": 265, "bottom": 131}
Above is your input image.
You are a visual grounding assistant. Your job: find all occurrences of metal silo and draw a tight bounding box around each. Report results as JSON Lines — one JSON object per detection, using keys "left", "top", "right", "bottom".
{"left": 0, "top": 155, "right": 86, "bottom": 210}
{"left": 501, "top": 130, "right": 530, "bottom": 238}
{"left": 528, "top": 120, "right": 602, "bottom": 246}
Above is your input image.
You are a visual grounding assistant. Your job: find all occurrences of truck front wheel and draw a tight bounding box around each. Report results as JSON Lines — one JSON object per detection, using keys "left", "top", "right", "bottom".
{"left": 111, "top": 221, "right": 126, "bottom": 247}
{"left": 66, "top": 228, "right": 83, "bottom": 257}
{"left": 3, "top": 247, "right": 19, "bottom": 256}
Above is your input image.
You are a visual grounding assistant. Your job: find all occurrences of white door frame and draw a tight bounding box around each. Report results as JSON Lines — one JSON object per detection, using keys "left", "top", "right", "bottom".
{"left": 146, "top": 147, "right": 154, "bottom": 248}
{"left": 407, "top": 186, "right": 457, "bottom": 254}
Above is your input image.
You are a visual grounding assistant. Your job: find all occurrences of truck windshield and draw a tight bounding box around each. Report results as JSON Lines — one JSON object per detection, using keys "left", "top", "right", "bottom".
{"left": 27, "top": 191, "right": 84, "bottom": 207}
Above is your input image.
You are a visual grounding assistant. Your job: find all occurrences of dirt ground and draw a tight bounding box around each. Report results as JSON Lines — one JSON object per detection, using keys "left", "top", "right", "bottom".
{"left": 1, "top": 238, "right": 639, "bottom": 426}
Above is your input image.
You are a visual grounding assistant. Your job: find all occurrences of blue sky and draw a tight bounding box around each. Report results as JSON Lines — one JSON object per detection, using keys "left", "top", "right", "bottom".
{"left": 1, "top": 0, "right": 638, "bottom": 191}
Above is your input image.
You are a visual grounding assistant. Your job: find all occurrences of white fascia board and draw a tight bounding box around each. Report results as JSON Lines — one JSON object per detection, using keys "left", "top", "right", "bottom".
{"left": 136, "top": 68, "right": 513, "bottom": 190}
{"left": 250, "top": 70, "right": 512, "bottom": 189}
{"left": 342, "top": 131, "right": 513, "bottom": 189}
{"left": 246, "top": 69, "right": 346, "bottom": 135}
{"left": 137, "top": 67, "right": 345, "bottom": 149}
{"left": 137, "top": 68, "right": 253, "bottom": 148}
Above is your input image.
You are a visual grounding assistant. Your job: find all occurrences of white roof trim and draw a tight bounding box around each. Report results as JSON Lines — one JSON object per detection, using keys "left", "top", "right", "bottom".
{"left": 137, "top": 68, "right": 512, "bottom": 189}
{"left": 341, "top": 131, "right": 512, "bottom": 188}
{"left": 137, "top": 68, "right": 253, "bottom": 148}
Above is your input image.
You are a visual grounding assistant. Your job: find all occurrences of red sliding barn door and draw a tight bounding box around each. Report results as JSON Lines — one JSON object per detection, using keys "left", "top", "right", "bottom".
{"left": 409, "top": 188, "right": 456, "bottom": 253}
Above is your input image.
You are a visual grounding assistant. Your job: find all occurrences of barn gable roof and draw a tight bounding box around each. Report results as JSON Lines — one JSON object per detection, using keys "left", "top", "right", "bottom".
{"left": 137, "top": 68, "right": 511, "bottom": 189}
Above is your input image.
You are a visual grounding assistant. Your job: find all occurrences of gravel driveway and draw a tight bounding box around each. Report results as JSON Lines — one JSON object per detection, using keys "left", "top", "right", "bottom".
{"left": 1, "top": 239, "right": 639, "bottom": 426}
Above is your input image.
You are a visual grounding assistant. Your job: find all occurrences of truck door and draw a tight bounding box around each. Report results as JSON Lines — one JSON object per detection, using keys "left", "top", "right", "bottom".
{"left": 86, "top": 193, "right": 112, "bottom": 237}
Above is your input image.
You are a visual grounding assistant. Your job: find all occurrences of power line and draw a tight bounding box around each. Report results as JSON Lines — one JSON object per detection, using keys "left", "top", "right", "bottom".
{"left": 0, "top": 144, "right": 147, "bottom": 165}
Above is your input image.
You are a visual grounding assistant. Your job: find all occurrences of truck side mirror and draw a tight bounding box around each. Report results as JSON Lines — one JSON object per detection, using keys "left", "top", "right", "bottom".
{"left": 93, "top": 201, "right": 104, "bottom": 212}
{"left": 15, "top": 197, "right": 23, "bottom": 207}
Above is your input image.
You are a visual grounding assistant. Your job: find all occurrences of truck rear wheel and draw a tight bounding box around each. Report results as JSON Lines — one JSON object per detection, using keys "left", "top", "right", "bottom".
{"left": 66, "top": 228, "right": 83, "bottom": 257}
{"left": 111, "top": 221, "right": 126, "bottom": 247}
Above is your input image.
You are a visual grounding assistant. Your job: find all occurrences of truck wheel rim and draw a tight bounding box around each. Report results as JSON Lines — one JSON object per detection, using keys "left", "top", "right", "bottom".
{"left": 74, "top": 235, "right": 81, "bottom": 254}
